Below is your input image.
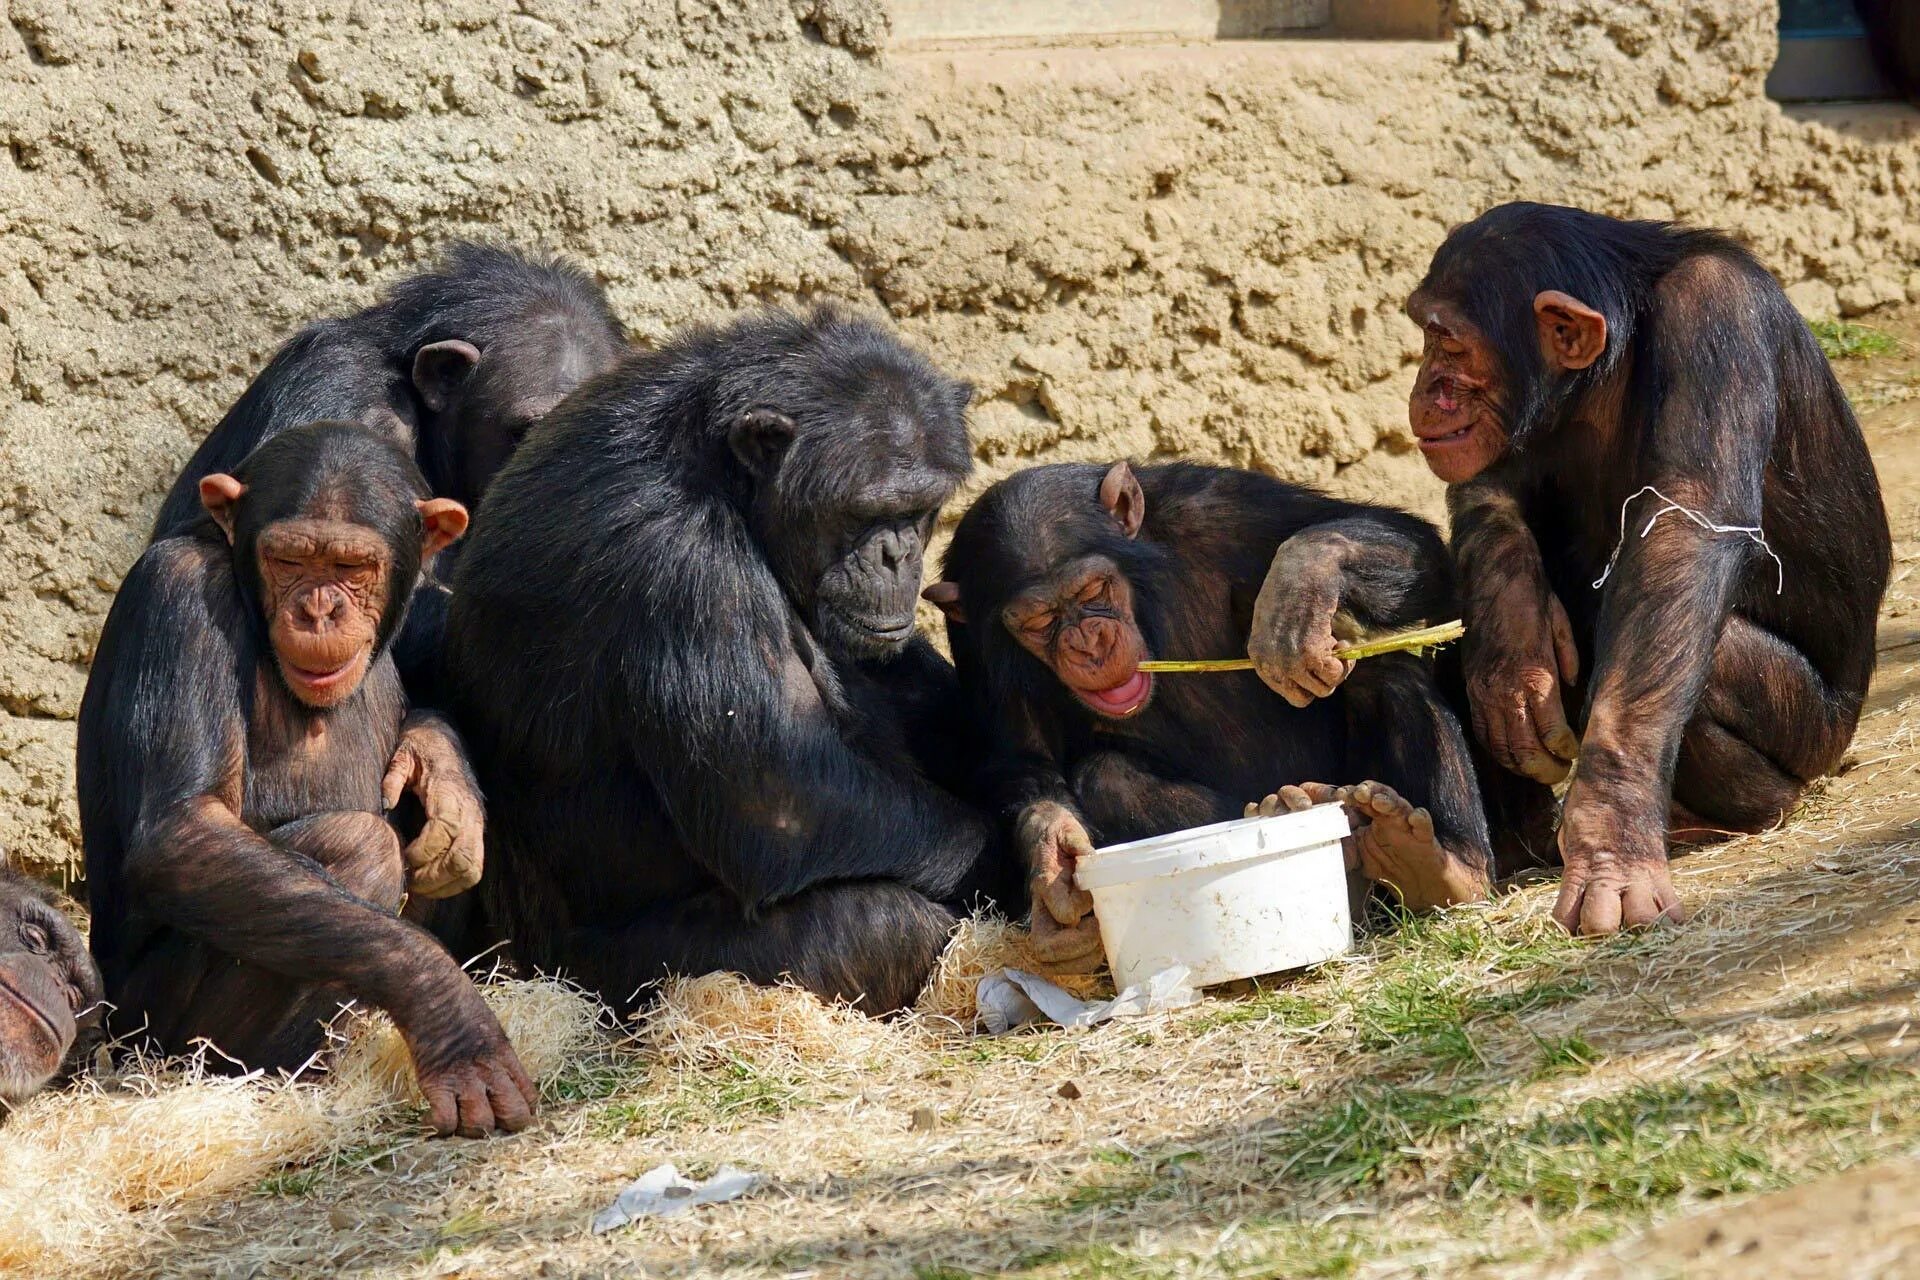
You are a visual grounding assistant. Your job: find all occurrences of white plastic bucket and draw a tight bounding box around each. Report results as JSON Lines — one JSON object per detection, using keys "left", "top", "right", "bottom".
{"left": 1073, "top": 803, "right": 1353, "bottom": 990}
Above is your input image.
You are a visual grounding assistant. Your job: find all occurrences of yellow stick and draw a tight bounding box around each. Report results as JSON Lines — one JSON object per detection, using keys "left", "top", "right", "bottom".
{"left": 1136, "top": 619, "right": 1465, "bottom": 674}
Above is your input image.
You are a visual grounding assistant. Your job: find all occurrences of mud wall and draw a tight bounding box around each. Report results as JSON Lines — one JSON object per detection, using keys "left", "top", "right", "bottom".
{"left": 4, "top": 0, "right": 1918, "bottom": 875}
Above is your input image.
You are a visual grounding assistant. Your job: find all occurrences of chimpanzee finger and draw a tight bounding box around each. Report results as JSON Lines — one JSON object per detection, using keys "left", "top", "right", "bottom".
{"left": 485, "top": 1064, "right": 536, "bottom": 1133}
{"left": 454, "top": 1072, "right": 492, "bottom": 1139}
{"left": 1577, "top": 883, "right": 1624, "bottom": 937}
{"left": 380, "top": 746, "right": 418, "bottom": 813}
{"left": 1550, "top": 874, "right": 1587, "bottom": 935}
{"left": 1528, "top": 684, "right": 1580, "bottom": 767}
{"left": 1548, "top": 593, "right": 1581, "bottom": 686}
{"left": 1619, "top": 880, "right": 1664, "bottom": 931}
{"left": 424, "top": 1081, "right": 459, "bottom": 1137}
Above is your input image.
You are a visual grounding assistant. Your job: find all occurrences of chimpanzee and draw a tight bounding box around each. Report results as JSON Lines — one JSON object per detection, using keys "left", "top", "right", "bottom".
{"left": 929, "top": 461, "right": 1492, "bottom": 968}
{"left": 1402, "top": 202, "right": 1891, "bottom": 936}
{"left": 150, "top": 241, "right": 625, "bottom": 539}
{"left": 0, "top": 863, "right": 101, "bottom": 1109}
{"left": 442, "top": 309, "right": 1016, "bottom": 1016}
{"left": 145, "top": 244, "right": 623, "bottom": 918}
{"left": 80, "top": 423, "right": 536, "bottom": 1137}
{"left": 1858, "top": 0, "right": 1920, "bottom": 100}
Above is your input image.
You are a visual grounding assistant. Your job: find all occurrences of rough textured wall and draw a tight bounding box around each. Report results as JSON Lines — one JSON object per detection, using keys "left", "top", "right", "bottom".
{"left": 3, "top": 0, "right": 1918, "bottom": 876}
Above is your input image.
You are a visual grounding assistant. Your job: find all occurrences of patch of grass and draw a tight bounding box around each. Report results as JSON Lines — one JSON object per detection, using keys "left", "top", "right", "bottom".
{"left": 590, "top": 1054, "right": 809, "bottom": 1138}
{"left": 1457, "top": 1062, "right": 1920, "bottom": 1214}
{"left": 542, "top": 1047, "right": 648, "bottom": 1105}
{"left": 1811, "top": 318, "right": 1897, "bottom": 360}
{"left": 1059, "top": 1149, "right": 1202, "bottom": 1211}
{"left": 1529, "top": 1032, "right": 1600, "bottom": 1079}
{"left": 255, "top": 1168, "right": 323, "bottom": 1198}
{"left": 1266, "top": 1085, "right": 1485, "bottom": 1193}
{"left": 1184, "top": 986, "right": 1332, "bottom": 1033}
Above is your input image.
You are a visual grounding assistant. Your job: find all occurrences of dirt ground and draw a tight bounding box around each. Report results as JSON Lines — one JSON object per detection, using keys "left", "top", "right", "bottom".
{"left": 18, "top": 308, "right": 1920, "bottom": 1280}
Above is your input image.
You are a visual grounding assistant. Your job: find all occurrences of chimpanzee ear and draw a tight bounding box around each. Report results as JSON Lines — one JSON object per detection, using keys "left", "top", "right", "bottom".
{"left": 921, "top": 581, "right": 966, "bottom": 625}
{"left": 728, "top": 408, "right": 798, "bottom": 479}
{"left": 416, "top": 498, "right": 470, "bottom": 560}
{"left": 411, "top": 340, "right": 481, "bottom": 414}
{"left": 1098, "top": 461, "right": 1146, "bottom": 539}
{"left": 1533, "top": 291, "right": 1608, "bottom": 372}
{"left": 198, "top": 473, "right": 247, "bottom": 544}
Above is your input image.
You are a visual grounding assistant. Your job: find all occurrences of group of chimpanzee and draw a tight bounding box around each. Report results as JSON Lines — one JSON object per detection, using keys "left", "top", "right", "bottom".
{"left": 0, "top": 203, "right": 1888, "bottom": 1139}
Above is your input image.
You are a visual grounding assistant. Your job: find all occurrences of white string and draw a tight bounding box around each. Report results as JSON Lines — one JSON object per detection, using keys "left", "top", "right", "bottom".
{"left": 1591, "top": 485, "right": 1784, "bottom": 594}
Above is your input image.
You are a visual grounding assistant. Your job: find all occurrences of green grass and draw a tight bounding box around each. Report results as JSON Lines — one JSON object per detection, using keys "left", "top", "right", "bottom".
{"left": 590, "top": 1054, "right": 811, "bottom": 1138}
{"left": 1811, "top": 318, "right": 1897, "bottom": 360}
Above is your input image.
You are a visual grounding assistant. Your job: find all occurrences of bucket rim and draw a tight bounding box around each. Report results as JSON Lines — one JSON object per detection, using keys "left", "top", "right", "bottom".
{"left": 1074, "top": 802, "right": 1350, "bottom": 890}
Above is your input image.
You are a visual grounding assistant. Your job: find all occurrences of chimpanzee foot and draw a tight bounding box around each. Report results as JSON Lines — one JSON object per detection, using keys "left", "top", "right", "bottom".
{"left": 1337, "top": 781, "right": 1491, "bottom": 911}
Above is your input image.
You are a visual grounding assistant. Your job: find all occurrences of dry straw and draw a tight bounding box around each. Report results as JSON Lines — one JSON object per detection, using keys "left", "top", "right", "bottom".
{"left": 0, "top": 975, "right": 602, "bottom": 1279}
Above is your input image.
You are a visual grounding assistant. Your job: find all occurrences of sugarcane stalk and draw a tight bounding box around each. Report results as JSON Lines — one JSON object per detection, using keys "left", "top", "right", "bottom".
{"left": 1136, "top": 619, "right": 1464, "bottom": 674}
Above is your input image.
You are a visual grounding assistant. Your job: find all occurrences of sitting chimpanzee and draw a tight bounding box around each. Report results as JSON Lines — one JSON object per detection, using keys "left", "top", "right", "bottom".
{"left": 1401, "top": 202, "right": 1890, "bottom": 935}
{"left": 146, "top": 243, "right": 624, "bottom": 923}
{"left": 443, "top": 309, "right": 1017, "bottom": 1015}
{"left": 80, "top": 423, "right": 536, "bottom": 1138}
{"left": 150, "top": 241, "right": 625, "bottom": 539}
{"left": 929, "top": 461, "right": 1492, "bottom": 969}
{"left": 0, "top": 862, "right": 101, "bottom": 1110}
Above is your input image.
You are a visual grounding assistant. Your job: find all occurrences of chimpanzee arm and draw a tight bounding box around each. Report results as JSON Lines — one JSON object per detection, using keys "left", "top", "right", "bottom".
{"left": 623, "top": 514, "right": 991, "bottom": 910}
{"left": 1071, "top": 750, "right": 1243, "bottom": 845}
{"left": 1555, "top": 255, "right": 1780, "bottom": 934}
{"left": 1248, "top": 508, "right": 1451, "bottom": 707}
{"left": 1449, "top": 476, "right": 1584, "bottom": 784}
{"left": 105, "top": 548, "right": 517, "bottom": 1097}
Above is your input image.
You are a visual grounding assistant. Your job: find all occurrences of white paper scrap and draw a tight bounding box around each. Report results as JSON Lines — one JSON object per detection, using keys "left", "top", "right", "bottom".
{"left": 977, "top": 966, "right": 1199, "bottom": 1034}
{"left": 591, "top": 1161, "right": 764, "bottom": 1234}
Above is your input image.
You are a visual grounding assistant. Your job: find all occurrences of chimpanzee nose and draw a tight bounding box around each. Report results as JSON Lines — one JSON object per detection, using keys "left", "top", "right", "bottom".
{"left": 300, "top": 588, "right": 344, "bottom": 625}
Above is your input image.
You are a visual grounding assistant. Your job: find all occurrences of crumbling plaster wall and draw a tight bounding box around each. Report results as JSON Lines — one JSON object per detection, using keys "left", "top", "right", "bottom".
{"left": 3, "top": 0, "right": 1916, "bottom": 874}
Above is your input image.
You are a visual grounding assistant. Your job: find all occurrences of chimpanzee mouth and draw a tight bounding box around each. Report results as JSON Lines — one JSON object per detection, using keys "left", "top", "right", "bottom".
{"left": 0, "top": 971, "right": 62, "bottom": 1049}
{"left": 1074, "top": 669, "right": 1154, "bottom": 719}
{"left": 279, "top": 656, "right": 360, "bottom": 694}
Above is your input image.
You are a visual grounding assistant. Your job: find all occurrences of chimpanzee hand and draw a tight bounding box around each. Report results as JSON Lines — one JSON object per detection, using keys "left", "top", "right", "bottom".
{"left": 405, "top": 989, "right": 538, "bottom": 1138}
{"left": 383, "top": 712, "right": 485, "bottom": 899}
{"left": 1249, "top": 541, "right": 1353, "bottom": 708}
{"left": 1553, "top": 775, "right": 1686, "bottom": 935}
{"left": 1462, "top": 579, "right": 1581, "bottom": 784}
{"left": 1016, "top": 801, "right": 1105, "bottom": 973}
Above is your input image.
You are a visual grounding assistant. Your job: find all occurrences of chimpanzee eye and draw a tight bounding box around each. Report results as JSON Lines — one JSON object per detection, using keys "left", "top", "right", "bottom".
{"left": 20, "top": 922, "right": 50, "bottom": 955}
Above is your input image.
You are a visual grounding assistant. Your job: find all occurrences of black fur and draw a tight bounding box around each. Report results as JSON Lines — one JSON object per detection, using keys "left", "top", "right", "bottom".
{"left": 1428, "top": 203, "right": 1891, "bottom": 871}
{"left": 149, "top": 242, "right": 623, "bottom": 540}
{"left": 80, "top": 424, "right": 495, "bottom": 1072}
{"left": 443, "top": 309, "right": 1014, "bottom": 1016}
{"left": 941, "top": 462, "right": 1489, "bottom": 865}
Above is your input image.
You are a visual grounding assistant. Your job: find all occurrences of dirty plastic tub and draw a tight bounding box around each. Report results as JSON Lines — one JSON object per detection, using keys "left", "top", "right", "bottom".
{"left": 1073, "top": 803, "right": 1353, "bottom": 990}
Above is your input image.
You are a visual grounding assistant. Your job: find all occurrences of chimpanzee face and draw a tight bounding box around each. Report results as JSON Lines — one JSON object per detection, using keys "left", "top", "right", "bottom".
{"left": 725, "top": 324, "right": 975, "bottom": 664}
{"left": 1404, "top": 290, "right": 1514, "bottom": 485}
{"left": 1002, "top": 554, "right": 1154, "bottom": 719}
{"left": 1406, "top": 215, "right": 1611, "bottom": 485}
{"left": 199, "top": 426, "right": 469, "bottom": 710}
{"left": 927, "top": 460, "right": 1158, "bottom": 720}
{"left": 0, "top": 868, "right": 100, "bottom": 1106}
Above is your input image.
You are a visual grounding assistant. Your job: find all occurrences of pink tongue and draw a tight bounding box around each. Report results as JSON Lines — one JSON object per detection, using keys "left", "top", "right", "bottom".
{"left": 1088, "top": 670, "right": 1149, "bottom": 709}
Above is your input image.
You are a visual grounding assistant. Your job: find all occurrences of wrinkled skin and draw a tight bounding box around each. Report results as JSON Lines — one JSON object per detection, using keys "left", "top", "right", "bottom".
{"left": 1405, "top": 292, "right": 1513, "bottom": 485}
{"left": 1246, "top": 781, "right": 1492, "bottom": 911}
{"left": 383, "top": 711, "right": 487, "bottom": 900}
{"left": 1248, "top": 536, "right": 1355, "bottom": 708}
{"left": 1004, "top": 560, "right": 1154, "bottom": 719}
{"left": 1015, "top": 801, "right": 1104, "bottom": 971}
{"left": 0, "top": 869, "right": 102, "bottom": 1108}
